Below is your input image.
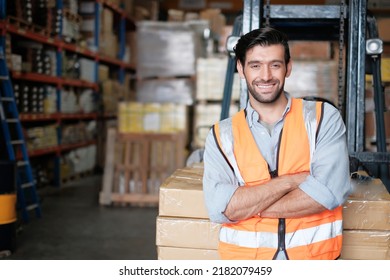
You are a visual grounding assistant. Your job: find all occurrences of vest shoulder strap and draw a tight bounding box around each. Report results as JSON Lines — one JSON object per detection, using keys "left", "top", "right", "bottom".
{"left": 301, "top": 99, "right": 323, "bottom": 161}
{"left": 212, "top": 112, "right": 246, "bottom": 185}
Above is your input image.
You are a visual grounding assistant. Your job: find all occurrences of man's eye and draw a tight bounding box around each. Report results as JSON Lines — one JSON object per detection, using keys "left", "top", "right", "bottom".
{"left": 271, "top": 64, "right": 281, "bottom": 68}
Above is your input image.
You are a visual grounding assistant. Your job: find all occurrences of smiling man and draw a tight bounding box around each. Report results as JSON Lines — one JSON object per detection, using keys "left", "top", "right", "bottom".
{"left": 202, "top": 27, "right": 352, "bottom": 260}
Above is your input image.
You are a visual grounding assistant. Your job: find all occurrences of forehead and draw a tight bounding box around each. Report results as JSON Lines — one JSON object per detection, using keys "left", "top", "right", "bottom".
{"left": 245, "top": 44, "right": 285, "bottom": 63}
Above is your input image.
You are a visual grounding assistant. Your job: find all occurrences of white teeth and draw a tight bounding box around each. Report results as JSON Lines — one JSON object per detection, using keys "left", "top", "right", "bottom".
{"left": 257, "top": 84, "right": 273, "bottom": 89}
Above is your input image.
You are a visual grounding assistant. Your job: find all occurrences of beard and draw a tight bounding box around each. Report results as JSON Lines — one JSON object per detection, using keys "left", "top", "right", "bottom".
{"left": 246, "top": 78, "right": 284, "bottom": 104}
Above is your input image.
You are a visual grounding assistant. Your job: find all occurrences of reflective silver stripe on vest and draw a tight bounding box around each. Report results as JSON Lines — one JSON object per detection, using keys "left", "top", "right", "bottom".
{"left": 302, "top": 100, "right": 318, "bottom": 162}
{"left": 218, "top": 117, "right": 245, "bottom": 186}
{"left": 220, "top": 220, "right": 342, "bottom": 249}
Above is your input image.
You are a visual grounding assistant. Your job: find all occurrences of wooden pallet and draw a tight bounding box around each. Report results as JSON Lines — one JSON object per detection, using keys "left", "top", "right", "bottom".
{"left": 99, "top": 128, "right": 185, "bottom": 207}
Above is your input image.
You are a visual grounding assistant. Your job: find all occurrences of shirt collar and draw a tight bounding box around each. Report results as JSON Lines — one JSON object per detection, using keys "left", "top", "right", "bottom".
{"left": 246, "top": 92, "right": 292, "bottom": 128}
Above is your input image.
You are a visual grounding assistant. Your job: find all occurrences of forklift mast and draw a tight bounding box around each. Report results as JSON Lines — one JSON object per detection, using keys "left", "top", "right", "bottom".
{"left": 222, "top": 0, "right": 390, "bottom": 192}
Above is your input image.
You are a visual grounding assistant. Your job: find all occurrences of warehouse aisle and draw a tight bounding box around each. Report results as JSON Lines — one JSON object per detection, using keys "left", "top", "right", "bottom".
{"left": 5, "top": 174, "right": 158, "bottom": 260}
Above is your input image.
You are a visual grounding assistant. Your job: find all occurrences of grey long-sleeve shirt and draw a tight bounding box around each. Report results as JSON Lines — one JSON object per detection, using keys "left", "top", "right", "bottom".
{"left": 202, "top": 94, "right": 352, "bottom": 224}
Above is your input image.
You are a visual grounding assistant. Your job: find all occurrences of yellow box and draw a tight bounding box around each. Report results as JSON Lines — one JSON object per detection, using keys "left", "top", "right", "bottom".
{"left": 143, "top": 103, "right": 161, "bottom": 132}
{"left": 381, "top": 57, "right": 390, "bottom": 82}
{"left": 118, "top": 102, "right": 144, "bottom": 133}
{"left": 127, "top": 102, "right": 144, "bottom": 133}
{"left": 160, "top": 103, "right": 176, "bottom": 132}
{"left": 366, "top": 57, "right": 390, "bottom": 83}
{"left": 98, "top": 64, "right": 110, "bottom": 81}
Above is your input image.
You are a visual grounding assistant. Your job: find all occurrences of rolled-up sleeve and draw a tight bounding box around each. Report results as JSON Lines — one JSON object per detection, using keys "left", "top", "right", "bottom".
{"left": 300, "top": 103, "right": 352, "bottom": 209}
{"left": 202, "top": 129, "right": 239, "bottom": 224}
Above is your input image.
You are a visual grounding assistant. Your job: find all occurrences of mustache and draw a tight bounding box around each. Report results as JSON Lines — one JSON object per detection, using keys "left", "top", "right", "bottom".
{"left": 253, "top": 79, "right": 279, "bottom": 84}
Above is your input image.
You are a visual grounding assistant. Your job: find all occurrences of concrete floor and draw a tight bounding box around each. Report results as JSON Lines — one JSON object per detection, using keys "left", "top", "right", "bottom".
{"left": 3, "top": 174, "right": 158, "bottom": 260}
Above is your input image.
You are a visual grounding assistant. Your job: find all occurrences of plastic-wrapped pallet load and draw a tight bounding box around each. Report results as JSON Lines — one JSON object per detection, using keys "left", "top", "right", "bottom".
{"left": 156, "top": 164, "right": 221, "bottom": 260}
{"left": 284, "top": 60, "right": 338, "bottom": 104}
{"left": 341, "top": 173, "right": 390, "bottom": 259}
{"left": 136, "top": 21, "right": 196, "bottom": 79}
{"left": 136, "top": 78, "right": 194, "bottom": 105}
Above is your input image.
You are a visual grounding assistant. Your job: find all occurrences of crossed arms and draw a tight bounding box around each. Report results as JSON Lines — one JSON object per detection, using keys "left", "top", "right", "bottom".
{"left": 224, "top": 172, "right": 326, "bottom": 221}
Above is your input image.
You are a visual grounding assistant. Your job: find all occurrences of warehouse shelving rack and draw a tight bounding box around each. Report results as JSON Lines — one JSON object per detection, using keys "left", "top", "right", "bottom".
{"left": 0, "top": 0, "right": 136, "bottom": 190}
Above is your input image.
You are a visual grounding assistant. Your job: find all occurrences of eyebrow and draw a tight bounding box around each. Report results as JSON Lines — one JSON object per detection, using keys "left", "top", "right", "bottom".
{"left": 247, "top": 59, "right": 284, "bottom": 65}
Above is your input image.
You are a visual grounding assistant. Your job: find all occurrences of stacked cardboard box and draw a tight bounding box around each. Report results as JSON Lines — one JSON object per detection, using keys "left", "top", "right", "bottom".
{"left": 79, "top": 2, "right": 118, "bottom": 56}
{"left": 196, "top": 56, "right": 240, "bottom": 101}
{"left": 193, "top": 103, "right": 239, "bottom": 148}
{"left": 157, "top": 167, "right": 390, "bottom": 260}
{"left": 156, "top": 164, "right": 221, "bottom": 260}
{"left": 341, "top": 174, "right": 390, "bottom": 259}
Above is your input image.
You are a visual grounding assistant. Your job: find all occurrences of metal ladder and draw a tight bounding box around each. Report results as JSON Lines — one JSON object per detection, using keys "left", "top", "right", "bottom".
{"left": 0, "top": 45, "right": 41, "bottom": 223}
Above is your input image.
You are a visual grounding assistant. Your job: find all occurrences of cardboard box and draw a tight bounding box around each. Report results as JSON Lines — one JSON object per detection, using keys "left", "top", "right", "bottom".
{"left": 157, "top": 246, "right": 220, "bottom": 260}
{"left": 289, "top": 41, "right": 332, "bottom": 60}
{"left": 196, "top": 57, "right": 240, "bottom": 101}
{"left": 98, "top": 64, "right": 110, "bottom": 81}
{"left": 99, "top": 32, "right": 118, "bottom": 58}
{"left": 126, "top": 31, "right": 137, "bottom": 65}
{"left": 199, "top": 9, "right": 226, "bottom": 37}
{"left": 366, "top": 57, "right": 390, "bottom": 83}
{"left": 343, "top": 200, "right": 390, "bottom": 230}
{"left": 101, "top": 8, "right": 114, "bottom": 32}
{"left": 122, "top": 0, "right": 134, "bottom": 17}
{"left": 159, "top": 166, "right": 208, "bottom": 219}
{"left": 343, "top": 176, "right": 390, "bottom": 230}
{"left": 341, "top": 230, "right": 390, "bottom": 260}
{"left": 284, "top": 60, "right": 338, "bottom": 104}
{"left": 381, "top": 57, "right": 390, "bottom": 82}
{"left": 193, "top": 103, "right": 239, "bottom": 148}
{"left": 348, "top": 176, "right": 390, "bottom": 201}
{"left": 10, "top": 54, "right": 22, "bottom": 72}
{"left": 155, "top": 216, "right": 220, "bottom": 250}
{"left": 370, "top": 0, "right": 390, "bottom": 10}
{"left": 378, "top": 18, "right": 390, "bottom": 42}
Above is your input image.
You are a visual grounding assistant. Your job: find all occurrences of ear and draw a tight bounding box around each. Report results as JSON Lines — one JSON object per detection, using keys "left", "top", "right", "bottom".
{"left": 236, "top": 60, "right": 245, "bottom": 79}
{"left": 285, "top": 59, "right": 292, "bottom": 78}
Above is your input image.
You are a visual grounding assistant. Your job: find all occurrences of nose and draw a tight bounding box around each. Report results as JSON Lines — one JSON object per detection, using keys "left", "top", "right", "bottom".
{"left": 260, "top": 66, "right": 272, "bottom": 81}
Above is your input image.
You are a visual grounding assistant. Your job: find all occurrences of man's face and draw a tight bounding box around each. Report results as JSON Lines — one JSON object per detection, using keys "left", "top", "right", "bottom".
{"left": 237, "top": 44, "right": 292, "bottom": 104}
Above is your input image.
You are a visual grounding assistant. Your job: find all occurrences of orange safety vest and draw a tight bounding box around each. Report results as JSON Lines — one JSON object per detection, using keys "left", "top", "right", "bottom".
{"left": 212, "top": 98, "right": 343, "bottom": 260}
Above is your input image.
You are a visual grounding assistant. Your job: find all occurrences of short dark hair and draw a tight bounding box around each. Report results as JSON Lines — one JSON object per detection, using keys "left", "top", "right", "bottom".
{"left": 234, "top": 27, "right": 291, "bottom": 66}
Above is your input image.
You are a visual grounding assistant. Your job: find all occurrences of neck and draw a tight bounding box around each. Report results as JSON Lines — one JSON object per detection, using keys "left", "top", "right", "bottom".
{"left": 251, "top": 93, "right": 288, "bottom": 124}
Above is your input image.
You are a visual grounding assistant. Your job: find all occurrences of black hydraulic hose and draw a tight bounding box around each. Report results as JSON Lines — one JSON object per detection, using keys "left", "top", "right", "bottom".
{"left": 367, "top": 14, "right": 390, "bottom": 192}
{"left": 371, "top": 55, "right": 390, "bottom": 191}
